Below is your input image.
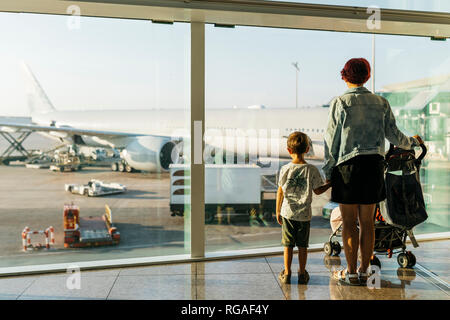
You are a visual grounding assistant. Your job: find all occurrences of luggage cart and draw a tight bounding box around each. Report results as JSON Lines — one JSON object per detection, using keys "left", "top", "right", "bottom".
{"left": 63, "top": 204, "right": 120, "bottom": 248}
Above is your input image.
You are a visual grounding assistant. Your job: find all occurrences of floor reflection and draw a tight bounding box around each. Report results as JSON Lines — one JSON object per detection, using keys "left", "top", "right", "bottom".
{"left": 323, "top": 255, "right": 342, "bottom": 271}
{"left": 1, "top": 240, "right": 447, "bottom": 300}
{"left": 330, "top": 268, "right": 418, "bottom": 300}
{"left": 326, "top": 259, "right": 426, "bottom": 300}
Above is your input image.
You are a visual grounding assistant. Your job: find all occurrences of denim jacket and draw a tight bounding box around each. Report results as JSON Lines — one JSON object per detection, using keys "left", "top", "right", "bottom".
{"left": 323, "top": 86, "right": 419, "bottom": 180}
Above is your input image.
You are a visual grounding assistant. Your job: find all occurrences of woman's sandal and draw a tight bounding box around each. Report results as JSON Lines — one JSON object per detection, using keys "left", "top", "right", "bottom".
{"left": 332, "top": 268, "right": 360, "bottom": 286}
{"left": 358, "top": 270, "right": 368, "bottom": 286}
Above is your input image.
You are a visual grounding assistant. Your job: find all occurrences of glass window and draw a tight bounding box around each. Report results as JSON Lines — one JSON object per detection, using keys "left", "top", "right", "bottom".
{"left": 1, "top": 7, "right": 448, "bottom": 271}
{"left": 0, "top": 13, "right": 191, "bottom": 269}
{"left": 204, "top": 24, "right": 449, "bottom": 254}
{"left": 205, "top": 26, "right": 368, "bottom": 252}
{"left": 375, "top": 34, "right": 450, "bottom": 234}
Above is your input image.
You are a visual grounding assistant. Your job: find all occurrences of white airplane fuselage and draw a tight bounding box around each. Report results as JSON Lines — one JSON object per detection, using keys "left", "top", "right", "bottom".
{"left": 32, "top": 107, "right": 329, "bottom": 162}
{"left": 32, "top": 107, "right": 328, "bottom": 171}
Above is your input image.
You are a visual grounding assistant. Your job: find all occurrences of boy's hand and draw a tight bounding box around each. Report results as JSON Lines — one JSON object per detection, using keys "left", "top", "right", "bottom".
{"left": 276, "top": 212, "right": 283, "bottom": 226}
{"left": 313, "top": 181, "right": 332, "bottom": 195}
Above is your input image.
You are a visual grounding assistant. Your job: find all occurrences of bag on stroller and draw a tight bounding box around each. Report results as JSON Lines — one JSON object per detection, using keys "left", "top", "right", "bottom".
{"left": 380, "top": 143, "right": 428, "bottom": 229}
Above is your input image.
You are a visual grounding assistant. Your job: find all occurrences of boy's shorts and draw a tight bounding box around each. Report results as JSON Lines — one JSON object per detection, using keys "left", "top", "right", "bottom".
{"left": 281, "top": 217, "right": 310, "bottom": 248}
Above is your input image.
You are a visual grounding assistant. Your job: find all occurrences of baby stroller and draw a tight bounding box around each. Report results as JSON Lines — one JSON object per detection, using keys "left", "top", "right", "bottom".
{"left": 323, "top": 205, "right": 383, "bottom": 268}
{"left": 323, "top": 143, "right": 428, "bottom": 269}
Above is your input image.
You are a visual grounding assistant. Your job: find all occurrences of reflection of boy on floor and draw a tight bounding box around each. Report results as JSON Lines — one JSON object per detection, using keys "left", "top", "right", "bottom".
{"left": 276, "top": 131, "right": 331, "bottom": 284}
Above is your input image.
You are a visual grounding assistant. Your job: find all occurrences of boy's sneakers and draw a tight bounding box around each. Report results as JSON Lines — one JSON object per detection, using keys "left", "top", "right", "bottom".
{"left": 298, "top": 270, "right": 310, "bottom": 284}
{"left": 278, "top": 270, "right": 291, "bottom": 284}
{"left": 279, "top": 269, "right": 310, "bottom": 284}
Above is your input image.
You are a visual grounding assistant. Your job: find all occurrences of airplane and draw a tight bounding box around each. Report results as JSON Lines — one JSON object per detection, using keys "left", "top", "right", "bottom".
{"left": 0, "top": 63, "right": 329, "bottom": 172}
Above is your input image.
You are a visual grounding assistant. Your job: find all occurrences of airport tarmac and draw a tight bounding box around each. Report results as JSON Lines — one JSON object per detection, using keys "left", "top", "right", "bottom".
{"left": 0, "top": 153, "right": 331, "bottom": 269}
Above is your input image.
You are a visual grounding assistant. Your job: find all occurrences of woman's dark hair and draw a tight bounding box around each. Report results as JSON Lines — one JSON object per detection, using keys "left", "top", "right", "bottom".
{"left": 341, "top": 58, "right": 371, "bottom": 85}
{"left": 287, "top": 131, "right": 309, "bottom": 155}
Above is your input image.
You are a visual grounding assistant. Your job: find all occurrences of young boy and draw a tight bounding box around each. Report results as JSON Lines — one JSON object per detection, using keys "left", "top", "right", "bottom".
{"left": 276, "top": 131, "right": 331, "bottom": 284}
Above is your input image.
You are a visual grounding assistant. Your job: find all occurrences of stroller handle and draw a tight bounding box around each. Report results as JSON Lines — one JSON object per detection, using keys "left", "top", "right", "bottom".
{"left": 385, "top": 143, "right": 427, "bottom": 163}
{"left": 417, "top": 143, "right": 427, "bottom": 162}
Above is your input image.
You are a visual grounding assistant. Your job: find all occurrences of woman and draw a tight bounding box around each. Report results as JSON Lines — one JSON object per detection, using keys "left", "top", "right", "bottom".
{"left": 323, "top": 58, "right": 423, "bottom": 286}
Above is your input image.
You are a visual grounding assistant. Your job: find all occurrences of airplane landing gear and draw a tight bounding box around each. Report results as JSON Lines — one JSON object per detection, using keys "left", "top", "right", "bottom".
{"left": 111, "top": 160, "right": 137, "bottom": 173}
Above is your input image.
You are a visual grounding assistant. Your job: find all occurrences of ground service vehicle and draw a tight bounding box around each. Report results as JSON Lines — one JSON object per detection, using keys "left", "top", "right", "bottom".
{"left": 65, "top": 179, "right": 127, "bottom": 197}
{"left": 50, "top": 152, "right": 82, "bottom": 172}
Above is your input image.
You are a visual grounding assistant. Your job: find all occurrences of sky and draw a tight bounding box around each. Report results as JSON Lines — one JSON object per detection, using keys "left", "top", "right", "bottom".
{"left": 0, "top": 5, "right": 449, "bottom": 116}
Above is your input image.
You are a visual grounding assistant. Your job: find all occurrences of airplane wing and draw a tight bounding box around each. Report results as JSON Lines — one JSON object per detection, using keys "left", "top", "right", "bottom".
{"left": 0, "top": 121, "right": 144, "bottom": 138}
{"left": 0, "top": 121, "right": 188, "bottom": 151}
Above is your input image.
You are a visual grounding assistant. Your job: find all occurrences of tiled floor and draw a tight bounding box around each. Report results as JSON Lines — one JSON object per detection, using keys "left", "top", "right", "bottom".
{"left": 0, "top": 240, "right": 448, "bottom": 300}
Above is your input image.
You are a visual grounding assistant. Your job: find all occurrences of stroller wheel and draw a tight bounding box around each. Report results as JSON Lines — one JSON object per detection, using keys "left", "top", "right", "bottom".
{"left": 331, "top": 241, "right": 341, "bottom": 256}
{"left": 406, "top": 251, "right": 416, "bottom": 267}
{"left": 370, "top": 255, "right": 381, "bottom": 269}
{"left": 397, "top": 253, "right": 410, "bottom": 268}
{"left": 323, "top": 242, "right": 333, "bottom": 256}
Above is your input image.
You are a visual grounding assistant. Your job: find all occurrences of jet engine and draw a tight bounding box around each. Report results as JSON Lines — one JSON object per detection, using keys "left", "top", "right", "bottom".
{"left": 121, "top": 136, "right": 183, "bottom": 172}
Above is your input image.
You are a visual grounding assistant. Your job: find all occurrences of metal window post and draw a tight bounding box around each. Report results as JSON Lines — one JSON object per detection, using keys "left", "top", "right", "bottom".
{"left": 190, "top": 21, "right": 205, "bottom": 258}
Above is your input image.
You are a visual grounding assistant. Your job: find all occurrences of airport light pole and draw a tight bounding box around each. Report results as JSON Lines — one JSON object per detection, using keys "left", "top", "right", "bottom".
{"left": 292, "top": 62, "right": 300, "bottom": 108}
{"left": 371, "top": 34, "right": 375, "bottom": 93}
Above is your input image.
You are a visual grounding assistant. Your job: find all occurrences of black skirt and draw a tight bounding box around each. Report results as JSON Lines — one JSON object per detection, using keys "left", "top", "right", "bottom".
{"left": 331, "top": 154, "right": 386, "bottom": 204}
